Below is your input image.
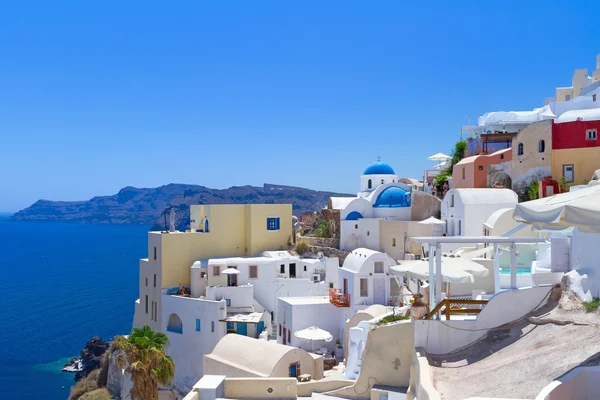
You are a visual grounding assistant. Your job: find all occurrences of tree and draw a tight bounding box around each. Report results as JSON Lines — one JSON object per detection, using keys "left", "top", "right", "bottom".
{"left": 114, "top": 325, "right": 175, "bottom": 400}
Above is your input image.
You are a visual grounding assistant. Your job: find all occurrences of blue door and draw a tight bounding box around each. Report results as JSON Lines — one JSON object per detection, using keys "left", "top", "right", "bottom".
{"left": 256, "top": 321, "right": 264, "bottom": 338}
{"left": 226, "top": 322, "right": 234, "bottom": 331}
{"left": 236, "top": 322, "right": 247, "bottom": 336}
{"left": 289, "top": 363, "right": 297, "bottom": 378}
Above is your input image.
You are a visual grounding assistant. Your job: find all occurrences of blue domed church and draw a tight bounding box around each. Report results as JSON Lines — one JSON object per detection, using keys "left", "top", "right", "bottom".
{"left": 329, "top": 160, "right": 421, "bottom": 251}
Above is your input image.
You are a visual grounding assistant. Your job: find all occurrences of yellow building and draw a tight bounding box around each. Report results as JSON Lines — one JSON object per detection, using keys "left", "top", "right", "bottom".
{"left": 134, "top": 203, "right": 292, "bottom": 331}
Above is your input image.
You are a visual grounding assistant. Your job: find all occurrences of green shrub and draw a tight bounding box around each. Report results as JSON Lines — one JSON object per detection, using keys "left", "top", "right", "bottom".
{"left": 584, "top": 298, "right": 600, "bottom": 312}
{"left": 314, "top": 221, "right": 330, "bottom": 238}
{"left": 80, "top": 388, "right": 113, "bottom": 400}
{"left": 527, "top": 181, "right": 539, "bottom": 201}
{"left": 294, "top": 241, "right": 309, "bottom": 255}
{"left": 375, "top": 314, "right": 410, "bottom": 326}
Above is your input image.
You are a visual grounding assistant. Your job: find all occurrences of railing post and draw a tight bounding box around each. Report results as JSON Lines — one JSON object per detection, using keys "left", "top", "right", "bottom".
{"left": 445, "top": 299, "right": 450, "bottom": 320}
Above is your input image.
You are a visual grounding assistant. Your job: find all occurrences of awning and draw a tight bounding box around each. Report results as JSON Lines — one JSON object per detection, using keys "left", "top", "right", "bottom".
{"left": 222, "top": 268, "right": 240, "bottom": 275}
{"left": 513, "top": 185, "right": 600, "bottom": 231}
{"left": 390, "top": 260, "right": 475, "bottom": 284}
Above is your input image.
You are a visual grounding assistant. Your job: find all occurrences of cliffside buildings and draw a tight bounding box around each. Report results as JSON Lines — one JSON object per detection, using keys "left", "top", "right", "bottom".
{"left": 327, "top": 160, "right": 440, "bottom": 259}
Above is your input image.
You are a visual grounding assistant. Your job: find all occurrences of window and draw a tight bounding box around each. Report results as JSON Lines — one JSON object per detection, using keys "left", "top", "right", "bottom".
{"left": 367, "top": 231, "right": 370, "bottom": 236}
{"left": 145, "top": 295, "right": 148, "bottom": 314}
{"left": 462, "top": 167, "right": 465, "bottom": 179}
{"left": 355, "top": 224, "right": 358, "bottom": 229}
{"left": 153, "top": 247, "right": 157, "bottom": 260}
{"left": 563, "top": 164, "right": 574, "bottom": 183}
{"left": 539, "top": 140, "right": 545, "bottom": 153}
{"left": 593, "top": 94, "right": 597, "bottom": 102}
{"left": 303, "top": 265, "right": 307, "bottom": 272}
{"left": 368, "top": 179, "right": 372, "bottom": 189}
{"left": 450, "top": 194, "right": 454, "bottom": 208}
{"left": 249, "top": 265, "right": 258, "bottom": 279}
{"left": 360, "top": 278, "right": 368, "bottom": 297}
{"left": 458, "top": 220, "right": 462, "bottom": 236}
{"left": 211, "top": 321, "right": 215, "bottom": 333}
{"left": 288, "top": 329, "right": 291, "bottom": 343}
{"left": 267, "top": 217, "right": 280, "bottom": 231}
{"left": 226, "top": 299, "right": 231, "bottom": 307}
{"left": 154, "top": 302, "right": 157, "bottom": 322}
{"left": 478, "top": 166, "right": 483, "bottom": 171}
{"left": 153, "top": 274, "right": 156, "bottom": 287}
{"left": 392, "top": 238, "right": 396, "bottom": 247}
{"left": 279, "top": 324, "right": 282, "bottom": 336}
{"left": 151, "top": 301, "right": 154, "bottom": 320}
{"left": 500, "top": 154, "right": 504, "bottom": 160}
{"left": 213, "top": 266, "right": 220, "bottom": 276}
{"left": 196, "top": 319, "right": 201, "bottom": 332}
{"left": 374, "top": 261, "right": 384, "bottom": 274}
{"left": 565, "top": 94, "right": 571, "bottom": 101}
{"left": 381, "top": 179, "right": 384, "bottom": 184}
{"left": 145, "top": 277, "right": 148, "bottom": 287}
{"left": 587, "top": 129, "right": 597, "bottom": 140}
{"left": 280, "top": 264, "right": 285, "bottom": 274}
{"left": 518, "top": 143, "right": 524, "bottom": 156}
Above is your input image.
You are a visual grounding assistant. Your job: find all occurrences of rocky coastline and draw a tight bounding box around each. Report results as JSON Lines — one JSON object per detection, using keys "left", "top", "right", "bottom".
{"left": 62, "top": 337, "right": 110, "bottom": 381}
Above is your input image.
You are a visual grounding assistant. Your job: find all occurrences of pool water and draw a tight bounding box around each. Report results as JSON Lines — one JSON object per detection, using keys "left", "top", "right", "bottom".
{"left": 500, "top": 268, "right": 531, "bottom": 275}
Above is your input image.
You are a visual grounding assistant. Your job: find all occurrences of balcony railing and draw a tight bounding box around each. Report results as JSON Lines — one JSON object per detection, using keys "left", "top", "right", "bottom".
{"left": 425, "top": 298, "right": 488, "bottom": 320}
{"left": 329, "top": 288, "right": 350, "bottom": 308}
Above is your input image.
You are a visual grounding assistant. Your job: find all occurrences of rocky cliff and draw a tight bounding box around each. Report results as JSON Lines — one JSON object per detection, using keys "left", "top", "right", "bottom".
{"left": 8, "top": 183, "right": 352, "bottom": 227}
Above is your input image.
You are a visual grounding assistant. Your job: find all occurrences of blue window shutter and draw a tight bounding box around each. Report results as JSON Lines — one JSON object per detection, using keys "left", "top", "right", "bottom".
{"left": 267, "top": 218, "right": 270, "bottom": 230}
{"left": 226, "top": 299, "right": 231, "bottom": 306}
{"left": 196, "top": 319, "right": 201, "bottom": 332}
{"left": 276, "top": 218, "right": 280, "bottom": 230}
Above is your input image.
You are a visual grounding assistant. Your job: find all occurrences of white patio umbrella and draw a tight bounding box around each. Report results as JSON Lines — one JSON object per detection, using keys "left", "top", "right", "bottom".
{"left": 428, "top": 153, "right": 452, "bottom": 161}
{"left": 513, "top": 185, "right": 600, "bottom": 231}
{"left": 221, "top": 268, "right": 240, "bottom": 275}
{"left": 418, "top": 216, "right": 446, "bottom": 225}
{"left": 390, "top": 260, "right": 474, "bottom": 284}
{"left": 294, "top": 326, "right": 333, "bottom": 351}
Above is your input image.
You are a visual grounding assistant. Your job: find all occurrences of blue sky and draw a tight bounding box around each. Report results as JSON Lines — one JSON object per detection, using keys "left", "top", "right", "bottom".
{"left": 1, "top": 1, "right": 599, "bottom": 211}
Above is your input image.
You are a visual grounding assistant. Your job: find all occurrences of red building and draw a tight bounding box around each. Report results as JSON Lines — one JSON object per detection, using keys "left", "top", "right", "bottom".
{"left": 552, "top": 111, "right": 600, "bottom": 184}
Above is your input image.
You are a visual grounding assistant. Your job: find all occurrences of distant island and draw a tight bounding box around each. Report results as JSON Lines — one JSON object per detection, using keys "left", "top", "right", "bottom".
{"left": 9, "top": 183, "right": 352, "bottom": 230}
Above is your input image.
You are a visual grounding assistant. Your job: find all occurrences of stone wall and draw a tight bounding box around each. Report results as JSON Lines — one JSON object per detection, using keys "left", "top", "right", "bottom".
{"left": 297, "top": 235, "right": 338, "bottom": 248}
{"left": 306, "top": 245, "right": 349, "bottom": 267}
{"left": 411, "top": 191, "right": 441, "bottom": 221}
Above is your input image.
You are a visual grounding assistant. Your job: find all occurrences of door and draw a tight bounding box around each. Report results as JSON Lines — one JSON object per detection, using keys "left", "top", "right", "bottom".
{"left": 289, "top": 363, "right": 298, "bottom": 378}
{"left": 563, "top": 165, "right": 574, "bottom": 183}
{"left": 226, "top": 322, "right": 234, "bottom": 331}
{"left": 236, "top": 323, "right": 248, "bottom": 336}
{"left": 373, "top": 278, "right": 386, "bottom": 305}
{"left": 283, "top": 327, "right": 287, "bottom": 344}
{"left": 551, "top": 237, "right": 571, "bottom": 272}
{"left": 289, "top": 263, "right": 296, "bottom": 278}
{"left": 256, "top": 321, "right": 264, "bottom": 338}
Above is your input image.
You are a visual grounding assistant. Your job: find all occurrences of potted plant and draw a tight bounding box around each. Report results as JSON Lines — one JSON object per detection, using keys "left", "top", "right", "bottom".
{"left": 335, "top": 340, "right": 341, "bottom": 349}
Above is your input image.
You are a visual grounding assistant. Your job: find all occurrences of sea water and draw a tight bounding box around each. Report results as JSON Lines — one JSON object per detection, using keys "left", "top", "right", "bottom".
{"left": 0, "top": 220, "right": 148, "bottom": 399}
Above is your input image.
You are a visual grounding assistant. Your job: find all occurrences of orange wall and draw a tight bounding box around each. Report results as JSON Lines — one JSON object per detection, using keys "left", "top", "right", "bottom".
{"left": 452, "top": 150, "right": 512, "bottom": 189}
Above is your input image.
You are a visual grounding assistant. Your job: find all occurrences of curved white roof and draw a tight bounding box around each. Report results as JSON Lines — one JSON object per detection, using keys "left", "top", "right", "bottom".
{"left": 341, "top": 248, "right": 382, "bottom": 273}
{"left": 207, "top": 334, "right": 297, "bottom": 377}
{"left": 447, "top": 189, "right": 518, "bottom": 205}
{"left": 330, "top": 197, "right": 357, "bottom": 210}
{"left": 556, "top": 108, "right": 600, "bottom": 123}
{"left": 483, "top": 208, "right": 513, "bottom": 229}
{"left": 478, "top": 105, "right": 555, "bottom": 127}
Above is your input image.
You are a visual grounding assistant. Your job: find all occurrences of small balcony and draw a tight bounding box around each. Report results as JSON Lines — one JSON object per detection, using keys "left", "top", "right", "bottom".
{"left": 329, "top": 288, "right": 350, "bottom": 308}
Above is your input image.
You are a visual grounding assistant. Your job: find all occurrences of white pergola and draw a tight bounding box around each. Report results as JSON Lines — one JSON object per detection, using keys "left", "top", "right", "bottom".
{"left": 411, "top": 236, "right": 545, "bottom": 311}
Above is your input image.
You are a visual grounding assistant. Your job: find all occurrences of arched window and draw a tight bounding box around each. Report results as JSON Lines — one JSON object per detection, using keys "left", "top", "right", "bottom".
{"left": 167, "top": 313, "right": 183, "bottom": 334}
{"left": 367, "top": 179, "right": 372, "bottom": 189}
{"left": 381, "top": 179, "right": 384, "bottom": 184}
{"left": 518, "top": 143, "right": 524, "bottom": 156}
{"left": 538, "top": 140, "right": 545, "bottom": 153}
